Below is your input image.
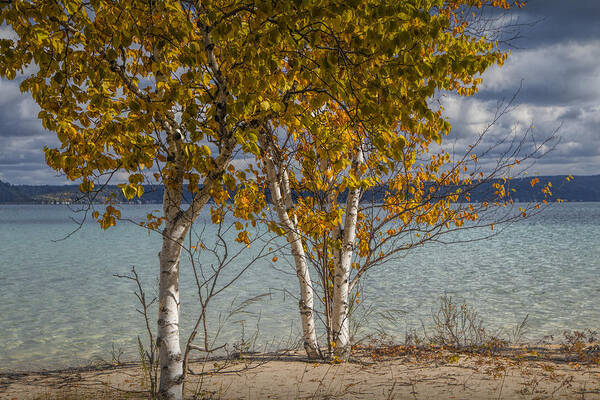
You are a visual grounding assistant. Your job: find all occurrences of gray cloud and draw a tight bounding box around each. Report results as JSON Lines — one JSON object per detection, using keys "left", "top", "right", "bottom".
{"left": 437, "top": 0, "right": 600, "bottom": 176}
{"left": 513, "top": 0, "right": 600, "bottom": 46}
{"left": 477, "top": 40, "right": 600, "bottom": 106}
{"left": 0, "top": 87, "right": 46, "bottom": 138}
{"left": 0, "top": 76, "right": 65, "bottom": 184}
{"left": 441, "top": 93, "right": 600, "bottom": 175}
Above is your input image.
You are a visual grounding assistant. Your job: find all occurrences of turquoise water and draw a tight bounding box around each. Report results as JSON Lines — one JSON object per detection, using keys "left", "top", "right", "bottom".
{"left": 1, "top": 203, "right": 599, "bottom": 371}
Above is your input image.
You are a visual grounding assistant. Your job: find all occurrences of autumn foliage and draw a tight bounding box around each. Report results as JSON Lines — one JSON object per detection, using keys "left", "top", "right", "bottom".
{"left": 1, "top": 0, "right": 548, "bottom": 397}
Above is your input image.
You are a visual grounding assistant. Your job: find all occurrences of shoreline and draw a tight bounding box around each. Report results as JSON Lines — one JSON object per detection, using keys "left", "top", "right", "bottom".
{"left": 2, "top": 343, "right": 599, "bottom": 400}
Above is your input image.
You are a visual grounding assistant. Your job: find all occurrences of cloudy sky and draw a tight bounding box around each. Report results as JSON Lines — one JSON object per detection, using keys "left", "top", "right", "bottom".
{"left": 0, "top": 0, "right": 599, "bottom": 185}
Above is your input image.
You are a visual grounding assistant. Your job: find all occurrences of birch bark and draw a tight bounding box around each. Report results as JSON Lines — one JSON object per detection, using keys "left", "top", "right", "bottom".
{"left": 260, "top": 132, "right": 321, "bottom": 359}
{"left": 332, "top": 148, "right": 363, "bottom": 359}
{"left": 157, "top": 219, "right": 187, "bottom": 400}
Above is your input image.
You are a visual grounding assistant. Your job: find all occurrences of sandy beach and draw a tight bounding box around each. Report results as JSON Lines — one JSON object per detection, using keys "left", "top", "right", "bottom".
{"left": 2, "top": 344, "right": 599, "bottom": 399}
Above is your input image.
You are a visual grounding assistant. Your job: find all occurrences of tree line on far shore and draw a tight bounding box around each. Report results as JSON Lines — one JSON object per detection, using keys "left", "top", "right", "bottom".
{"left": 1, "top": 175, "right": 597, "bottom": 205}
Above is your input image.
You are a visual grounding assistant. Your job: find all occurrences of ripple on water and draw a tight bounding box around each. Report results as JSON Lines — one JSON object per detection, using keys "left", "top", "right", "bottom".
{"left": 1, "top": 203, "right": 599, "bottom": 370}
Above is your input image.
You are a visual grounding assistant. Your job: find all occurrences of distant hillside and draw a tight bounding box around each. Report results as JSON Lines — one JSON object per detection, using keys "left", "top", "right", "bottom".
{"left": 0, "top": 175, "right": 599, "bottom": 204}
{"left": 0, "top": 181, "right": 164, "bottom": 204}
{"left": 0, "top": 180, "right": 32, "bottom": 203}
{"left": 503, "top": 175, "right": 600, "bottom": 202}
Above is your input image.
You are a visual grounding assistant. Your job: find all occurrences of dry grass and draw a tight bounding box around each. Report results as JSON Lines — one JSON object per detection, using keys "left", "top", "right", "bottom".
{"left": 2, "top": 343, "right": 600, "bottom": 400}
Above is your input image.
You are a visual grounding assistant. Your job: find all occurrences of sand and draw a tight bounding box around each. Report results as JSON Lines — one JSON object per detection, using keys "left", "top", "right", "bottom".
{"left": 2, "top": 346, "right": 600, "bottom": 399}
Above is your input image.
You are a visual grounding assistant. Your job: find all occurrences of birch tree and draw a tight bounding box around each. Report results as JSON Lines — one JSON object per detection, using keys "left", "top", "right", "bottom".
{"left": 253, "top": 0, "right": 541, "bottom": 360}
{"left": 267, "top": 103, "right": 555, "bottom": 360}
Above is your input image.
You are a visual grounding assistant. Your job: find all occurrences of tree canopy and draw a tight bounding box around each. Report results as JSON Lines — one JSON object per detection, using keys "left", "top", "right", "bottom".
{"left": 1, "top": 0, "right": 514, "bottom": 218}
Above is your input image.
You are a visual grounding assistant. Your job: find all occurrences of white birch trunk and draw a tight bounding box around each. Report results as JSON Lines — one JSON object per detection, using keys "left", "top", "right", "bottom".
{"left": 156, "top": 157, "right": 233, "bottom": 399}
{"left": 109, "top": 19, "right": 235, "bottom": 398}
{"left": 288, "top": 222, "right": 321, "bottom": 359}
{"left": 156, "top": 144, "right": 188, "bottom": 399}
{"left": 260, "top": 135, "right": 320, "bottom": 359}
{"left": 332, "top": 149, "right": 363, "bottom": 359}
{"left": 157, "top": 221, "right": 187, "bottom": 400}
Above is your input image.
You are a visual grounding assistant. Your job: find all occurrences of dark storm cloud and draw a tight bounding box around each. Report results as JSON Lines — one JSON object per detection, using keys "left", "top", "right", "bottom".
{"left": 514, "top": 0, "right": 600, "bottom": 46}
{"left": 439, "top": 0, "right": 600, "bottom": 176}
{"left": 0, "top": 76, "right": 64, "bottom": 184}
{"left": 0, "top": 79, "right": 46, "bottom": 137}
{"left": 441, "top": 92, "right": 600, "bottom": 175}
{"left": 476, "top": 40, "right": 600, "bottom": 106}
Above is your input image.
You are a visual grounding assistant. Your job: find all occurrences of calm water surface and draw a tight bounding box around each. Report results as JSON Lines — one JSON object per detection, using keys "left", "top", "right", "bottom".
{"left": 1, "top": 203, "right": 599, "bottom": 371}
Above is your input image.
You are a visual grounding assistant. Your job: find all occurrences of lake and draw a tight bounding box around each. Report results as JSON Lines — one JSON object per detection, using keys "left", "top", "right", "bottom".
{"left": 1, "top": 203, "right": 599, "bottom": 371}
